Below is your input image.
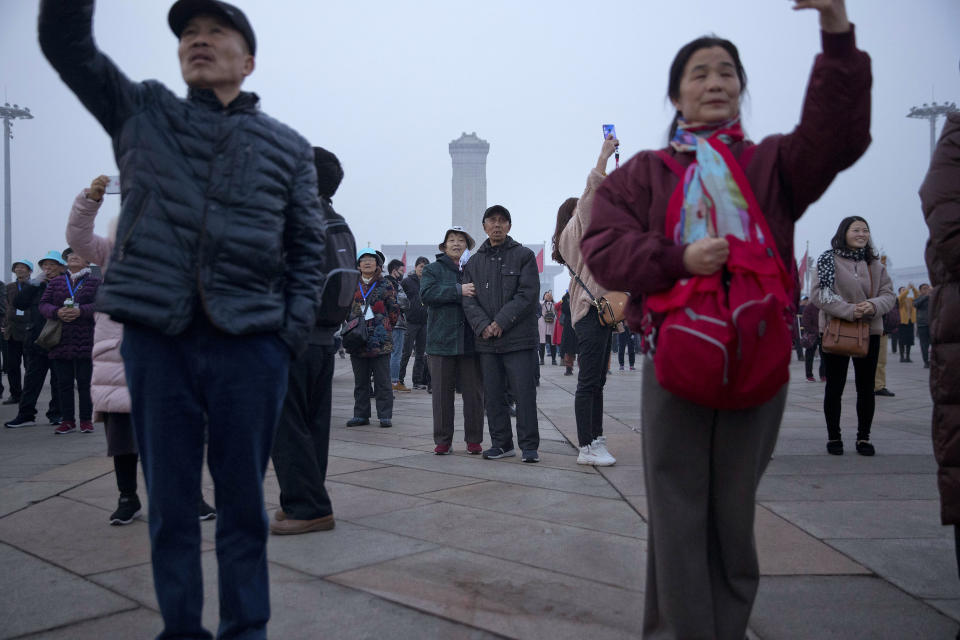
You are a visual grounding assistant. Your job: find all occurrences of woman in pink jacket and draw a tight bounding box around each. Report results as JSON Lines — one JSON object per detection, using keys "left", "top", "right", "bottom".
{"left": 67, "top": 175, "right": 214, "bottom": 526}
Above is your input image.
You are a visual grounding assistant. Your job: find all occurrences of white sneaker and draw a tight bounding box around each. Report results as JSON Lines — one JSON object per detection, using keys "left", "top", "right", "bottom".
{"left": 589, "top": 437, "right": 617, "bottom": 466}
{"left": 577, "top": 443, "right": 616, "bottom": 466}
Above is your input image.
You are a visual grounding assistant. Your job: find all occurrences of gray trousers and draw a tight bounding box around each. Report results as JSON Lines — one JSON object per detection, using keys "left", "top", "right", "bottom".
{"left": 641, "top": 358, "right": 787, "bottom": 640}
{"left": 429, "top": 354, "right": 484, "bottom": 446}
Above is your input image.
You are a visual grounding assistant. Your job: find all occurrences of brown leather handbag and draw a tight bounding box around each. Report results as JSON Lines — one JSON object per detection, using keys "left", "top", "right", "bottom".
{"left": 821, "top": 317, "right": 869, "bottom": 357}
{"left": 567, "top": 266, "right": 630, "bottom": 328}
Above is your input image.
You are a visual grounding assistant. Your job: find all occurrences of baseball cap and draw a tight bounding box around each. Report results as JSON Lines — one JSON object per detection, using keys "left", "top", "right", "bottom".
{"left": 168, "top": 0, "right": 257, "bottom": 56}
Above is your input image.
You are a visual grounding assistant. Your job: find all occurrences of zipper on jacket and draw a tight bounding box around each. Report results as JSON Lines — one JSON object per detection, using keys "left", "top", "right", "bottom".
{"left": 115, "top": 192, "right": 152, "bottom": 262}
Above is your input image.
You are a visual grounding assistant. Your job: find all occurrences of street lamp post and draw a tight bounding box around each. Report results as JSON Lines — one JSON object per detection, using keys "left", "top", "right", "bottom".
{"left": 906, "top": 101, "right": 958, "bottom": 158}
{"left": 1, "top": 103, "right": 34, "bottom": 275}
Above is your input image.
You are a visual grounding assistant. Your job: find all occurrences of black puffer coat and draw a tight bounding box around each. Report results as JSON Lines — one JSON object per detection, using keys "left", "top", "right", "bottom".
{"left": 39, "top": 0, "right": 325, "bottom": 356}
{"left": 920, "top": 112, "right": 960, "bottom": 526}
{"left": 462, "top": 236, "right": 539, "bottom": 354}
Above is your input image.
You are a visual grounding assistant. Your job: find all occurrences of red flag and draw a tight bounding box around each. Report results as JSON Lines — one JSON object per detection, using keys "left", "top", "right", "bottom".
{"left": 536, "top": 247, "right": 544, "bottom": 273}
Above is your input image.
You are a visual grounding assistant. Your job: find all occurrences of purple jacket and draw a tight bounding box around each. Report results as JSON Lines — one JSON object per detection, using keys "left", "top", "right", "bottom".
{"left": 39, "top": 269, "right": 100, "bottom": 360}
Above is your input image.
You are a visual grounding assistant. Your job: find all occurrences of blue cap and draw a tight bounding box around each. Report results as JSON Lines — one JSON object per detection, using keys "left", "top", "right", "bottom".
{"left": 37, "top": 250, "right": 65, "bottom": 266}
{"left": 11, "top": 259, "right": 34, "bottom": 272}
{"left": 356, "top": 248, "right": 385, "bottom": 267}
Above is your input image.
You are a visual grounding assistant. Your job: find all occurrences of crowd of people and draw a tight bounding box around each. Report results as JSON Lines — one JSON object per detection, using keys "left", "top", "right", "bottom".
{"left": 15, "top": 0, "right": 958, "bottom": 639}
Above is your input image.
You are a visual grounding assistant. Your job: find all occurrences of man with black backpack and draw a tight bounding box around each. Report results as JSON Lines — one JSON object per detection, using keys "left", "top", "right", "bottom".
{"left": 270, "top": 147, "right": 357, "bottom": 535}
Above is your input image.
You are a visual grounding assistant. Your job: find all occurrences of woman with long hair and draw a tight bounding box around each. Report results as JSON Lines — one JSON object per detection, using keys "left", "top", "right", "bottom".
{"left": 537, "top": 291, "right": 557, "bottom": 365}
{"left": 554, "top": 135, "right": 620, "bottom": 466}
{"left": 581, "top": 1, "right": 872, "bottom": 636}
{"left": 813, "top": 216, "right": 895, "bottom": 455}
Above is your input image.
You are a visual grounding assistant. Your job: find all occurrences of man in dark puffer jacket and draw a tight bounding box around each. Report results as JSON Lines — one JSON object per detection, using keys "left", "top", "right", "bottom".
{"left": 39, "top": 2, "right": 325, "bottom": 638}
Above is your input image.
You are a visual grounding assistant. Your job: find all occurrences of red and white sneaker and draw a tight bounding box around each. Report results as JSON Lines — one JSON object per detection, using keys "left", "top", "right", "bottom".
{"left": 54, "top": 421, "right": 77, "bottom": 435}
{"left": 466, "top": 443, "right": 483, "bottom": 455}
{"left": 434, "top": 444, "right": 452, "bottom": 455}
{"left": 79, "top": 421, "right": 94, "bottom": 433}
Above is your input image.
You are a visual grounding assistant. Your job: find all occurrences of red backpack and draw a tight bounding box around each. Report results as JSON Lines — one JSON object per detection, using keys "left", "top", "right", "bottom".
{"left": 644, "top": 142, "right": 794, "bottom": 410}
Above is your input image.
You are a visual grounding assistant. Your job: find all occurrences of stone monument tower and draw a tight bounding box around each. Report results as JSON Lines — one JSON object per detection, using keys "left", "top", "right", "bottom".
{"left": 449, "top": 132, "right": 490, "bottom": 245}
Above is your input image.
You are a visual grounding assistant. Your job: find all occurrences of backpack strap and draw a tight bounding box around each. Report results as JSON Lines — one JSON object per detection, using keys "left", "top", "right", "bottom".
{"left": 653, "top": 149, "right": 685, "bottom": 178}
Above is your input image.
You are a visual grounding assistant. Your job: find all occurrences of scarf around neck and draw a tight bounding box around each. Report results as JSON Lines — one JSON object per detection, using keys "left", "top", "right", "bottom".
{"left": 817, "top": 247, "right": 868, "bottom": 306}
{"left": 668, "top": 117, "right": 752, "bottom": 244}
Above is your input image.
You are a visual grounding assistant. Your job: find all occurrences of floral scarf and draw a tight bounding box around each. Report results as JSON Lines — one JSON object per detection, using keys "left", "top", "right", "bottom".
{"left": 668, "top": 117, "right": 751, "bottom": 244}
{"left": 817, "top": 247, "right": 868, "bottom": 306}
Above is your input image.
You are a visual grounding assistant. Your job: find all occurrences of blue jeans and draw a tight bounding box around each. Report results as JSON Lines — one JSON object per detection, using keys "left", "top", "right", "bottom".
{"left": 122, "top": 318, "right": 290, "bottom": 640}
{"left": 390, "top": 328, "right": 405, "bottom": 383}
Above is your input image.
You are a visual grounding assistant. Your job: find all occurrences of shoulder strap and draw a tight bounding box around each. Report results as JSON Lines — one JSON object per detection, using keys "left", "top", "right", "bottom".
{"left": 566, "top": 265, "right": 596, "bottom": 302}
{"left": 654, "top": 149, "right": 685, "bottom": 178}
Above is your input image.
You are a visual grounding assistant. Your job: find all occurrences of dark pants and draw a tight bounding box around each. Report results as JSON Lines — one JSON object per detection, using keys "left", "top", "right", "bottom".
{"left": 804, "top": 339, "right": 826, "bottom": 379}
{"left": 617, "top": 328, "right": 636, "bottom": 367}
{"left": 351, "top": 354, "right": 392, "bottom": 419}
{"left": 18, "top": 345, "right": 60, "bottom": 420}
{"left": 479, "top": 350, "right": 539, "bottom": 452}
{"left": 122, "top": 319, "right": 289, "bottom": 640}
{"left": 272, "top": 344, "right": 335, "bottom": 521}
{"left": 538, "top": 340, "right": 556, "bottom": 364}
{"left": 399, "top": 322, "right": 427, "bottom": 385}
{"left": 822, "top": 334, "right": 881, "bottom": 441}
{"left": 918, "top": 325, "right": 930, "bottom": 365}
{"left": 50, "top": 358, "right": 93, "bottom": 422}
{"left": 574, "top": 309, "right": 613, "bottom": 447}
{"left": 430, "top": 354, "right": 484, "bottom": 446}
{"left": 641, "top": 358, "right": 787, "bottom": 640}
{"left": 5, "top": 338, "right": 24, "bottom": 399}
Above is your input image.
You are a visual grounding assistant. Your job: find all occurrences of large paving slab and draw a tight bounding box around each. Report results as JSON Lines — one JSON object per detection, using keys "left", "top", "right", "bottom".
{"left": 751, "top": 576, "right": 959, "bottom": 639}
{"left": 0, "top": 542, "right": 136, "bottom": 639}
{"left": 328, "top": 548, "right": 644, "bottom": 640}
{"left": 353, "top": 501, "right": 645, "bottom": 590}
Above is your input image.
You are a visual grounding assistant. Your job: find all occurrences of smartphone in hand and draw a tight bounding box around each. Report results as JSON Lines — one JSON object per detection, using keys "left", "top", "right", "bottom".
{"left": 105, "top": 175, "right": 121, "bottom": 194}
{"left": 602, "top": 124, "right": 617, "bottom": 140}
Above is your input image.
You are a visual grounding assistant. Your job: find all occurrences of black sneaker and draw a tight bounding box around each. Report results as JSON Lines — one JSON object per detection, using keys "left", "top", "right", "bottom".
{"left": 874, "top": 388, "right": 895, "bottom": 397}
{"left": 48, "top": 415, "right": 63, "bottom": 425}
{"left": 199, "top": 499, "right": 217, "bottom": 521}
{"left": 4, "top": 416, "right": 35, "bottom": 429}
{"left": 1, "top": 396, "right": 20, "bottom": 405}
{"left": 855, "top": 440, "right": 876, "bottom": 456}
{"left": 826, "top": 439, "right": 844, "bottom": 455}
{"left": 346, "top": 417, "right": 370, "bottom": 427}
{"left": 521, "top": 450, "right": 540, "bottom": 463}
{"left": 109, "top": 495, "right": 142, "bottom": 525}
{"left": 482, "top": 446, "right": 516, "bottom": 460}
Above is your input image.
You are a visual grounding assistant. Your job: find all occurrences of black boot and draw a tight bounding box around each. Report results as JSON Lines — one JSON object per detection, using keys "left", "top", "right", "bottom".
{"left": 905, "top": 346, "right": 912, "bottom": 363}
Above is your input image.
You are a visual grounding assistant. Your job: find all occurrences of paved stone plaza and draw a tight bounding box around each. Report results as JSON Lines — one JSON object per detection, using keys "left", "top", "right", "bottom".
{"left": 1, "top": 353, "right": 957, "bottom": 639}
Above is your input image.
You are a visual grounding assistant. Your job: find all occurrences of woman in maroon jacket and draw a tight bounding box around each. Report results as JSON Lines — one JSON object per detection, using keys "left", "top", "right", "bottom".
{"left": 39, "top": 248, "right": 100, "bottom": 435}
{"left": 581, "top": 1, "right": 870, "bottom": 637}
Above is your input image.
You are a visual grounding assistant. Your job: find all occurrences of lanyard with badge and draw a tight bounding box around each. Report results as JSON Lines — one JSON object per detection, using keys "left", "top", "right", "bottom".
{"left": 64, "top": 274, "right": 84, "bottom": 308}
{"left": 359, "top": 281, "right": 377, "bottom": 320}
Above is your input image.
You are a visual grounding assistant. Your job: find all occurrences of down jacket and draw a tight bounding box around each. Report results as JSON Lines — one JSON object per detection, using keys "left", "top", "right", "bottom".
{"left": 39, "top": 0, "right": 325, "bottom": 356}
{"left": 920, "top": 111, "right": 960, "bottom": 525}
{"left": 66, "top": 188, "right": 129, "bottom": 418}
{"left": 39, "top": 268, "right": 100, "bottom": 360}
{"left": 462, "top": 236, "right": 540, "bottom": 354}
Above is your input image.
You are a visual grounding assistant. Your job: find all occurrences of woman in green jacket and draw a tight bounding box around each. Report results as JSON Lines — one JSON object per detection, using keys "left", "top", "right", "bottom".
{"left": 420, "top": 226, "right": 484, "bottom": 455}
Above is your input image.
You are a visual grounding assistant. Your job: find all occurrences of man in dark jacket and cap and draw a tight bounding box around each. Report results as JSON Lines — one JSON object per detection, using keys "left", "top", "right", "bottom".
{"left": 400, "top": 256, "right": 430, "bottom": 389}
{"left": 39, "top": 1, "right": 325, "bottom": 637}
{"left": 463, "top": 205, "right": 541, "bottom": 462}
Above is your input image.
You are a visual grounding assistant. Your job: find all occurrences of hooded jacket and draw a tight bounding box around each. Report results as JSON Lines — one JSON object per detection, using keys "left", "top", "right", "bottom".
{"left": 462, "top": 236, "right": 539, "bottom": 354}
{"left": 39, "top": 0, "right": 325, "bottom": 356}
{"left": 920, "top": 111, "right": 960, "bottom": 525}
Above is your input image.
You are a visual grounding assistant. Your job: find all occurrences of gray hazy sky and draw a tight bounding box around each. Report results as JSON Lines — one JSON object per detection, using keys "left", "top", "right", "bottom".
{"left": 1, "top": 0, "right": 957, "bottom": 276}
